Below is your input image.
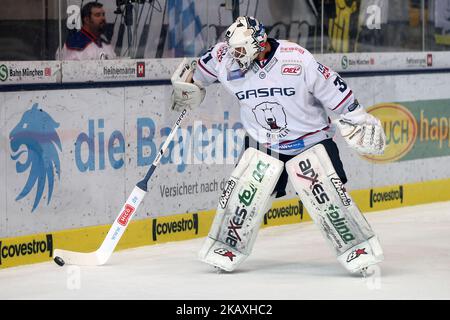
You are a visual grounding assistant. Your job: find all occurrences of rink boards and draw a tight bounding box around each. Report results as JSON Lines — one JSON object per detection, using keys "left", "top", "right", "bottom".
{"left": 2, "top": 54, "right": 450, "bottom": 268}
{"left": 1, "top": 177, "right": 450, "bottom": 268}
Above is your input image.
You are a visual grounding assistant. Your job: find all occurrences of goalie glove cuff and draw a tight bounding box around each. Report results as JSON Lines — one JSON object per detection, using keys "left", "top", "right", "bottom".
{"left": 335, "top": 106, "right": 386, "bottom": 155}
{"left": 341, "top": 107, "right": 380, "bottom": 126}
{"left": 171, "top": 81, "right": 206, "bottom": 111}
{"left": 170, "top": 58, "right": 206, "bottom": 111}
{"left": 335, "top": 119, "right": 386, "bottom": 155}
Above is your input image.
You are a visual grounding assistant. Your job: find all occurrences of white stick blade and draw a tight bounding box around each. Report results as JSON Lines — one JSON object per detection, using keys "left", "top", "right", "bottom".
{"left": 52, "top": 186, "right": 146, "bottom": 266}
{"left": 53, "top": 249, "right": 104, "bottom": 266}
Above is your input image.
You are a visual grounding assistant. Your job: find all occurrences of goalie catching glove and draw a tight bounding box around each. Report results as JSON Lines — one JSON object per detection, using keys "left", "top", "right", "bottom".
{"left": 170, "top": 58, "right": 206, "bottom": 112}
{"left": 335, "top": 108, "right": 386, "bottom": 155}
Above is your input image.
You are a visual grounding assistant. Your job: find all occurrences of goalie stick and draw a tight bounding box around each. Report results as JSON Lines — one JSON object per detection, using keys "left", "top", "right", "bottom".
{"left": 53, "top": 108, "right": 188, "bottom": 266}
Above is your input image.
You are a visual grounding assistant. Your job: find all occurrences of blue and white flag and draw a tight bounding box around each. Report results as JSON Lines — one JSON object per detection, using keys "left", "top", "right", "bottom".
{"left": 168, "top": 0, "right": 206, "bottom": 57}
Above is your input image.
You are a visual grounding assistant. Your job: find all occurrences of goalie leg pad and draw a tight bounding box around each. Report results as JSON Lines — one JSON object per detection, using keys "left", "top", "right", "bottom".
{"left": 199, "top": 148, "right": 283, "bottom": 271}
{"left": 337, "top": 235, "right": 383, "bottom": 273}
{"left": 285, "top": 143, "right": 383, "bottom": 273}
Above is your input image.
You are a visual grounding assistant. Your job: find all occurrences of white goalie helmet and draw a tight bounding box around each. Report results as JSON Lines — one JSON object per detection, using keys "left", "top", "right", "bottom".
{"left": 225, "top": 16, "right": 267, "bottom": 71}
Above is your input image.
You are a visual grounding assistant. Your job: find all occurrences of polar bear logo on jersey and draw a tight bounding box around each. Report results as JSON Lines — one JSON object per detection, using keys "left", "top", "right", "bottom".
{"left": 252, "top": 101, "right": 287, "bottom": 133}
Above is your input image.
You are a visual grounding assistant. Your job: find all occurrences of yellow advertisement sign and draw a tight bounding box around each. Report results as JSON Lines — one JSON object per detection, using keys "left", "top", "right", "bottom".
{"left": 151, "top": 213, "right": 199, "bottom": 242}
{"left": 3, "top": 178, "right": 450, "bottom": 269}
{"left": 262, "top": 199, "right": 311, "bottom": 227}
{"left": 364, "top": 103, "right": 418, "bottom": 163}
{"left": 0, "top": 234, "right": 53, "bottom": 268}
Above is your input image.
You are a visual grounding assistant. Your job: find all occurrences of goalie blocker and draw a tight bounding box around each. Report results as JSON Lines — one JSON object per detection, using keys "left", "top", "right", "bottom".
{"left": 198, "top": 148, "right": 283, "bottom": 271}
{"left": 285, "top": 143, "right": 383, "bottom": 273}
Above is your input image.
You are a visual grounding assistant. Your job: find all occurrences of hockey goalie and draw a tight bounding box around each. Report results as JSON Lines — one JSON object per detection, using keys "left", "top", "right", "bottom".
{"left": 170, "top": 16, "right": 385, "bottom": 275}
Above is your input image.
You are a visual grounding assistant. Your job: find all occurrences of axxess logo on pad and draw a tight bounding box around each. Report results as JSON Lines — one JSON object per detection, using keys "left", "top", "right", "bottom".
{"left": 297, "top": 159, "right": 355, "bottom": 245}
{"left": 226, "top": 206, "right": 247, "bottom": 247}
{"left": 225, "top": 160, "right": 270, "bottom": 248}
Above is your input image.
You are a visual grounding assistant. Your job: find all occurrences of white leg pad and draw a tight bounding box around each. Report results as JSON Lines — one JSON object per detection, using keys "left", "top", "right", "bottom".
{"left": 285, "top": 143, "right": 383, "bottom": 273}
{"left": 199, "top": 148, "right": 283, "bottom": 271}
{"left": 337, "top": 236, "right": 384, "bottom": 273}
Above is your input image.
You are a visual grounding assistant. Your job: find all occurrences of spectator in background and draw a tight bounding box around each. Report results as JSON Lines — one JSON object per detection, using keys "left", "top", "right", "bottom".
{"left": 60, "top": 1, "right": 116, "bottom": 60}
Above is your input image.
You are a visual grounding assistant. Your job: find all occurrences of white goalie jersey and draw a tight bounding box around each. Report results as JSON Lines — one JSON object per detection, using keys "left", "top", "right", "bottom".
{"left": 193, "top": 38, "right": 361, "bottom": 155}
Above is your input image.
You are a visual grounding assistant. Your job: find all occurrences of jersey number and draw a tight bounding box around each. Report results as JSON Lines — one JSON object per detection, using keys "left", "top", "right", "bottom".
{"left": 334, "top": 76, "right": 348, "bottom": 93}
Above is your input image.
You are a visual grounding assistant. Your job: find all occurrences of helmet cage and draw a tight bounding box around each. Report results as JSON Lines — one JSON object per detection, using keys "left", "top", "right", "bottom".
{"left": 225, "top": 16, "right": 267, "bottom": 71}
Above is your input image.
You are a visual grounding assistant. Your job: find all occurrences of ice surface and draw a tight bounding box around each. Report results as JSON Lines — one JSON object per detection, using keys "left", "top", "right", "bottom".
{"left": 1, "top": 201, "right": 449, "bottom": 300}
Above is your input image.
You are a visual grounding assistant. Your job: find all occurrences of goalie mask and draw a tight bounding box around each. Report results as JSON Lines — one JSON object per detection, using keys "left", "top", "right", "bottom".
{"left": 225, "top": 16, "right": 267, "bottom": 72}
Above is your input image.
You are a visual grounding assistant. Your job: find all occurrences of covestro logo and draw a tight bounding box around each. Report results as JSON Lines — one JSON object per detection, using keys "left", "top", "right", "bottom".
{"left": 370, "top": 185, "right": 404, "bottom": 209}
{"left": 263, "top": 200, "right": 305, "bottom": 226}
{"left": 0, "top": 234, "right": 53, "bottom": 266}
{"left": 152, "top": 214, "right": 198, "bottom": 242}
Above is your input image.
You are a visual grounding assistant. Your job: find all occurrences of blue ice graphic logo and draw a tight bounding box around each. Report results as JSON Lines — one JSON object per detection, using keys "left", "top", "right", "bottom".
{"left": 9, "top": 103, "right": 62, "bottom": 212}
